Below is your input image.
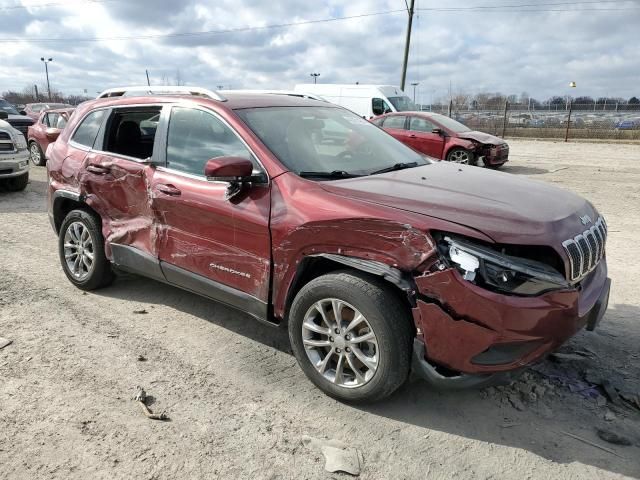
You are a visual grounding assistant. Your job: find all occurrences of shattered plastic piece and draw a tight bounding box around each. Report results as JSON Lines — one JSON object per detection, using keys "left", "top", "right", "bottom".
{"left": 302, "top": 435, "right": 362, "bottom": 476}
{"left": 133, "top": 309, "right": 148, "bottom": 314}
{"left": 321, "top": 445, "right": 361, "bottom": 475}
{"left": 0, "top": 338, "right": 12, "bottom": 350}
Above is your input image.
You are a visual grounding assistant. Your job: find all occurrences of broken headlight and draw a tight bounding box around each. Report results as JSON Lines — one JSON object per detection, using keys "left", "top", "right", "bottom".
{"left": 442, "top": 235, "right": 569, "bottom": 296}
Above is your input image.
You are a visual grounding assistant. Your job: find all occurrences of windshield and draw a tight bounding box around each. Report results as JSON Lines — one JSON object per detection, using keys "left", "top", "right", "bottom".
{"left": 387, "top": 95, "right": 417, "bottom": 112}
{"left": 0, "top": 99, "right": 19, "bottom": 115}
{"left": 236, "top": 106, "right": 429, "bottom": 178}
{"left": 431, "top": 113, "right": 471, "bottom": 133}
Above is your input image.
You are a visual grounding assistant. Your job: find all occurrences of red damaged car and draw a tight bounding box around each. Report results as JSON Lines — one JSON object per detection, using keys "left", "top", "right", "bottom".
{"left": 372, "top": 111, "right": 509, "bottom": 168}
{"left": 27, "top": 107, "right": 74, "bottom": 166}
{"left": 46, "top": 86, "right": 609, "bottom": 402}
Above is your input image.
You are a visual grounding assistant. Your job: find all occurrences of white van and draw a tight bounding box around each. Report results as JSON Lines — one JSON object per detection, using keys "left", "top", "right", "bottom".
{"left": 293, "top": 84, "right": 416, "bottom": 119}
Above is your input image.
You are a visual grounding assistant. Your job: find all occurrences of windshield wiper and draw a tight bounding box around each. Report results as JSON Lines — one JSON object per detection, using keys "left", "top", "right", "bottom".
{"left": 298, "top": 170, "right": 363, "bottom": 179}
{"left": 370, "top": 162, "right": 419, "bottom": 175}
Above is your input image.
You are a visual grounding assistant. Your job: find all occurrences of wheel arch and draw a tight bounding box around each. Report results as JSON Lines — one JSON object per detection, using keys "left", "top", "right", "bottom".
{"left": 282, "top": 253, "right": 417, "bottom": 324}
{"left": 52, "top": 191, "right": 100, "bottom": 234}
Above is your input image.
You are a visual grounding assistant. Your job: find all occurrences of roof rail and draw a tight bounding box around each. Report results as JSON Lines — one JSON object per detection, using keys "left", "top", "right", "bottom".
{"left": 96, "top": 86, "right": 226, "bottom": 101}
{"left": 221, "top": 89, "right": 327, "bottom": 102}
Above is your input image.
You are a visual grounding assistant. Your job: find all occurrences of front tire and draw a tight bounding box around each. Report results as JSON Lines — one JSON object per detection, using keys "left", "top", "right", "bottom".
{"left": 446, "top": 148, "right": 473, "bottom": 164}
{"left": 29, "top": 141, "right": 45, "bottom": 166}
{"left": 288, "top": 271, "right": 412, "bottom": 403}
{"left": 58, "top": 209, "right": 114, "bottom": 290}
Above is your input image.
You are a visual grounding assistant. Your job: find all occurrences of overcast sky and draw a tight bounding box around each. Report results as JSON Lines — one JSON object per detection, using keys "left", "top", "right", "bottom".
{"left": 1, "top": 0, "right": 638, "bottom": 103}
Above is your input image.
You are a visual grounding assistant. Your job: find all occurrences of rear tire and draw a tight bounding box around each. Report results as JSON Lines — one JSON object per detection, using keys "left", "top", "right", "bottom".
{"left": 29, "top": 141, "right": 45, "bottom": 166}
{"left": 5, "top": 172, "right": 29, "bottom": 191}
{"left": 288, "top": 271, "right": 413, "bottom": 403}
{"left": 58, "top": 209, "right": 114, "bottom": 290}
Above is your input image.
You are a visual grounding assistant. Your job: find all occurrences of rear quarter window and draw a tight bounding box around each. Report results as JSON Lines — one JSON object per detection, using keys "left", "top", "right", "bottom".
{"left": 71, "top": 110, "right": 107, "bottom": 148}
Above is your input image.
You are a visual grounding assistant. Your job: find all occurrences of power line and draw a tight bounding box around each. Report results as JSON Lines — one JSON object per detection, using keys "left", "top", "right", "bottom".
{"left": 0, "top": 9, "right": 406, "bottom": 43}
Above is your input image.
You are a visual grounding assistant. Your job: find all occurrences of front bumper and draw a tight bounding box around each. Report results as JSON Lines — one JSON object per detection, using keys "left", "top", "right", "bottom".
{"left": 0, "top": 150, "right": 30, "bottom": 178}
{"left": 410, "top": 259, "right": 610, "bottom": 376}
{"left": 480, "top": 145, "right": 509, "bottom": 166}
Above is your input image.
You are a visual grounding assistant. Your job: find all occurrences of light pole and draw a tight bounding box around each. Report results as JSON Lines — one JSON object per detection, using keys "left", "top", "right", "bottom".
{"left": 310, "top": 73, "right": 320, "bottom": 84}
{"left": 565, "top": 81, "right": 576, "bottom": 142}
{"left": 40, "top": 57, "right": 53, "bottom": 101}
{"left": 411, "top": 82, "right": 419, "bottom": 104}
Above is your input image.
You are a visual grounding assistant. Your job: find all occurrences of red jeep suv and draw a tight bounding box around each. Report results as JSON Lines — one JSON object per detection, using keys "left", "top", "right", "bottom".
{"left": 47, "top": 86, "right": 611, "bottom": 402}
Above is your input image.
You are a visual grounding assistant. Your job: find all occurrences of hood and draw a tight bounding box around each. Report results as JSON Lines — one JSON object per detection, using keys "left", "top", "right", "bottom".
{"left": 457, "top": 130, "right": 504, "bottom": 145}
{"left": 7, "top": 114, "right": 33, "bottom": 123}
{"left": 320, "top": 162, "right": 597, "bottom": 246}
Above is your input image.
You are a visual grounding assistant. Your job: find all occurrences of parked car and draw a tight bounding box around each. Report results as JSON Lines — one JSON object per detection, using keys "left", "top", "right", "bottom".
{"left": 27, "top": 107, "right": 74, "bottom": 166}
{"left": 0, "top": 117, "right": 30, "bottom": 191}
{"left": 372, "top": 111, "right": 509, "bottom": 168}
{"left": 615, "top": 118, "right": 640, "bottom": 130}
{"left": 21, "top": 102, "right": 72, "bottom": 121}
{"left": 0, "top": 98, "right": 34, "bottom": 138}
{"left": 47, "top": 86, "right": 610, "bottom": 403}
{"left": 294, "top": 84, "right": 416, "bottom": 119}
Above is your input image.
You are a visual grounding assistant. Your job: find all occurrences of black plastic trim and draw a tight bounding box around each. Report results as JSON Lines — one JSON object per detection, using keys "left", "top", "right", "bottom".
{"left": 313, "top": 253, "right": 415, "bottom": 292}
{"left": 160, "top": 261, "right": 269, "bottom": 322}
{"left": 111, "top": 244, "right": 166, "bottom": 283}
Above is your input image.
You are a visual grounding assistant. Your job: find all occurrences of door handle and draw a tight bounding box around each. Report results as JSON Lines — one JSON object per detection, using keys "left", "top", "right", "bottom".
{"left": 86, "top": 164, "right": 112, "bottom": 175}
{"left": 155, "top": 183, "right": 181, "bottom": 196}
{"left": 408, "top": 134, "right": 417, "bottom": 138}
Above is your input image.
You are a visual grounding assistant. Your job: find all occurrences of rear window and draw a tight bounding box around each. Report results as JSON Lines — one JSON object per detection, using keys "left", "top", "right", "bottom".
{"left": 71, "top": 110, "right": 107, "bottom": 148}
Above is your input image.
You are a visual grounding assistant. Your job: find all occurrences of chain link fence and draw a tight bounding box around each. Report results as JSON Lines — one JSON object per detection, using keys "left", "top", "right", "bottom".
{"left": 425, "top": 102, "right": 640, "bottom": 141}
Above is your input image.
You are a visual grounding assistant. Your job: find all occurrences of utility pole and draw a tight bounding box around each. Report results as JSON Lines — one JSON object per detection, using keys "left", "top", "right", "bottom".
{"left": 34, "top": 84, "right": 39, "bottom": 101}
{"left": 146, "top": 69, "right": 151, "bottom": 86}
{"left": 310, "top": 73, "right": 320, "bottom": 84}
{"left": 40, "top": 57, "right": 53, "bottom": 101}
{"left": 400, "top": 0, "right": 415, "bottom": 91}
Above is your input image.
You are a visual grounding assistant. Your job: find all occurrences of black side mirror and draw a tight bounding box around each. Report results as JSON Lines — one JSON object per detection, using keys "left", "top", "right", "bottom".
{"left": 432, "top": 128, "right": 443, "bottom": 135}
{"left": 19, "top": 111, "right": 27, "bottom": 116}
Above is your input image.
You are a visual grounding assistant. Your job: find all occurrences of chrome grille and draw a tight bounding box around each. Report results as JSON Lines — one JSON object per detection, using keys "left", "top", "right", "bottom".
{"left": 0, "top": 129, "right": 15, "bottom": 152}
{"left": 562, "top": 216, "right": 607, "bottom": 282}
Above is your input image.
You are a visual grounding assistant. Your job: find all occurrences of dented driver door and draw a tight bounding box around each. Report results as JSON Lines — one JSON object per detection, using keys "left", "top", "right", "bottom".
{"left": 150, "top": 106, "right": 272, "bottom": 317}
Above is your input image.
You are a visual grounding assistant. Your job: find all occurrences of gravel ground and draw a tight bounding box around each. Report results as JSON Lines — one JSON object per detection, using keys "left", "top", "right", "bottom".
{"left": 1, "top": 139, "right": 639, "bottom": 479}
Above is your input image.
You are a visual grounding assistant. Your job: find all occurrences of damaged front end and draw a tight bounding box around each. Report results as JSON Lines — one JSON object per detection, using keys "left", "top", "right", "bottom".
{"left": 410, "top": 231, "right": 610, "bottom": 388}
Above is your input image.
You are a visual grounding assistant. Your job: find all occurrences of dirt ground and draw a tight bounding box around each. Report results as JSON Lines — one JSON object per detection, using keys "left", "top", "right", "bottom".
{"left": 1, "top": 139, "right": 639, "bottom": 479}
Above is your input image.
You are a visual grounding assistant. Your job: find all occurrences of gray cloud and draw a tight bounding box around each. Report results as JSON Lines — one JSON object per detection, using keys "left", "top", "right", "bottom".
{"left": 0, "top": 0, "right": 638, "bottom": 101}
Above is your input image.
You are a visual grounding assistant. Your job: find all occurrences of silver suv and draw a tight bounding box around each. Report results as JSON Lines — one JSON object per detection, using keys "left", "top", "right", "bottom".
{"left": 0, "top": 117, "right": 29, "bottom": 191}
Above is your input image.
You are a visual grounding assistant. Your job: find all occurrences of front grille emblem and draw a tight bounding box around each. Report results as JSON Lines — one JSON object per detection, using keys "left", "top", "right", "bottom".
{"left": 580, "top": 214, "right": 592, "bottom": 225}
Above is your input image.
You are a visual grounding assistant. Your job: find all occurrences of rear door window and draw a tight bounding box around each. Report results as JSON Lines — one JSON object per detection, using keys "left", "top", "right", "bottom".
{"left": 71, "top": 110, "right": 107, "bottom": 148}
{"left": 382, "top": 116, "right": 407, "bottom": 130}
{"left": 102, "top": 107, "right": 162, "bottom": 160}
{"left": 165, "top": 107, "right": 256, "bottom": 177}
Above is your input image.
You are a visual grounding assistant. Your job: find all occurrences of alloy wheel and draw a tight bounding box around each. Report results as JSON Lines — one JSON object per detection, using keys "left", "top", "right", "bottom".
{"left": 63, "top": 221, "right": 95, "bottom": 281}
{"left": 302, "top": 298, "right": 379, "bottom": 388}
{"left": 30, "top": 143, "right": 41, "bottom": 165}
{"left": 448, "top": 150, "right": 470, "bottom": 164}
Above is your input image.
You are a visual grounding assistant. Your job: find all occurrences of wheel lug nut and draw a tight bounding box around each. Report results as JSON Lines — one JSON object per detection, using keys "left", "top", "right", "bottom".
{"left": 336, "top": 348, "right": 341, "bottom": 353}
{"left": 345, "top": 334, "right": 351, "bottom": 340}
{"left": 346, "top": 347, "right": 351, "bottom": 353}
{"left": 329, "top": 337, "right": 334, "bottom": 342}
{"left": 334, "top": 328, "right": 340, "bottom": 334}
